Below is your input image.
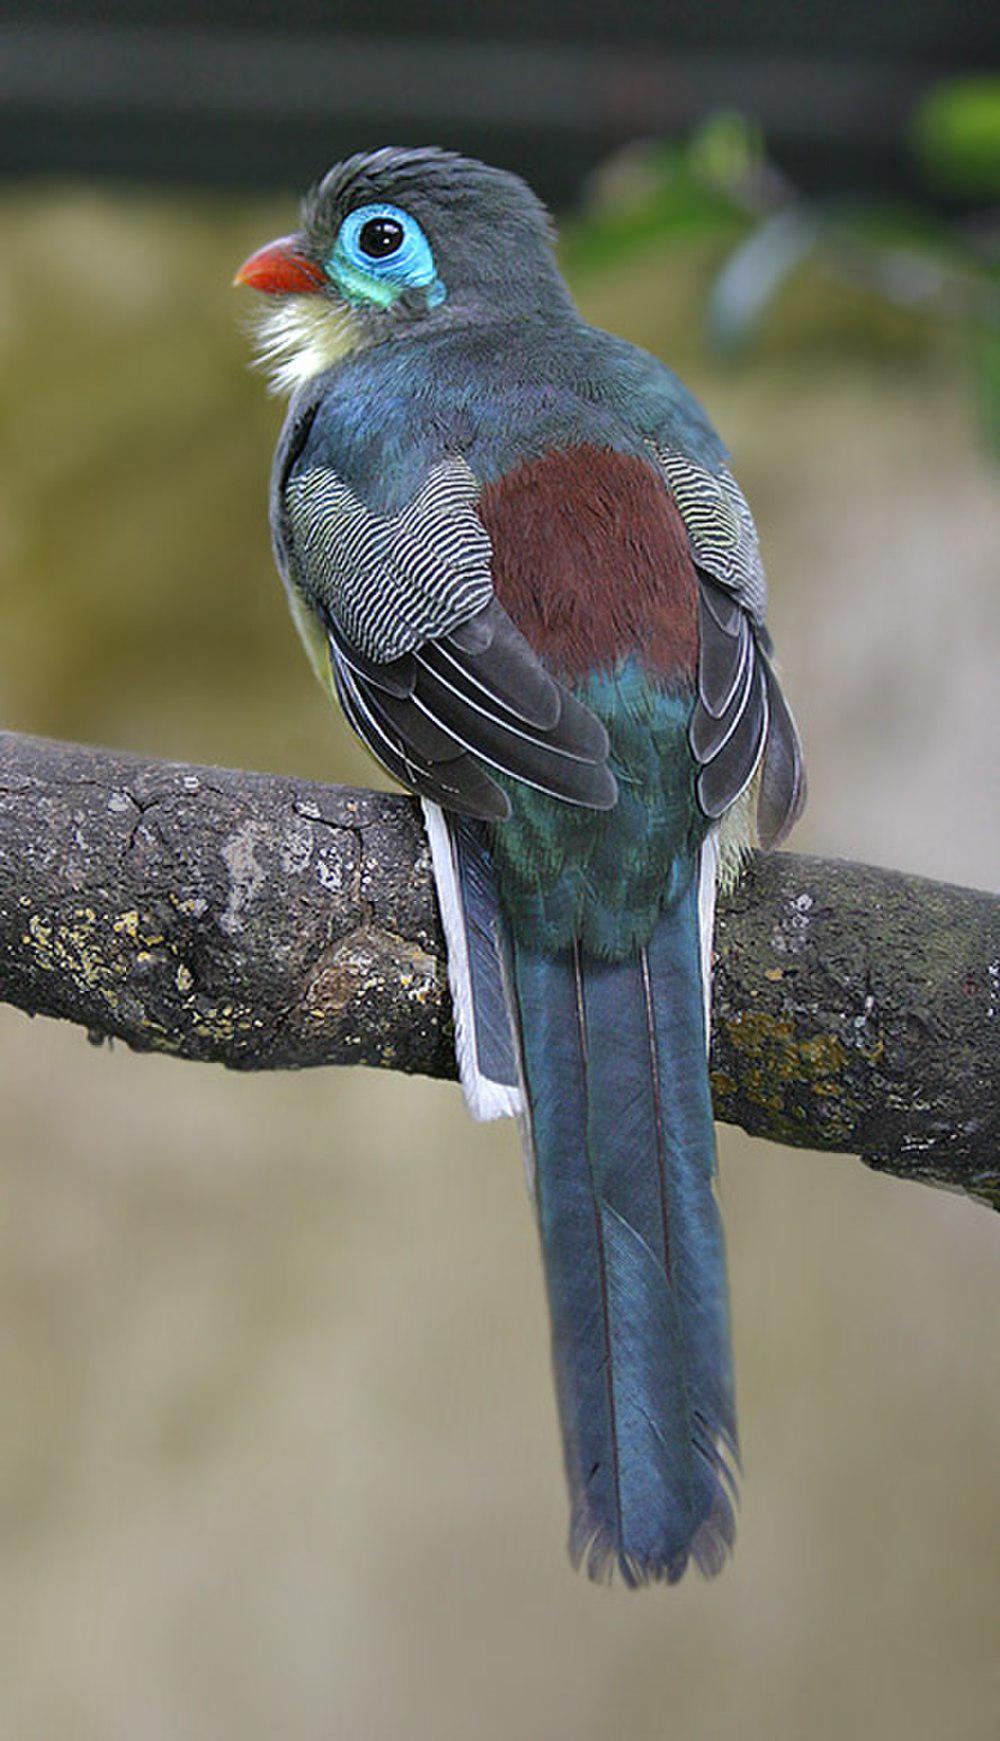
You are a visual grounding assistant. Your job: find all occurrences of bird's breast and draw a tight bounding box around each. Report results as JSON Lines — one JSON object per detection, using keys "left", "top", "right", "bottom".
{"left": 477, "top": 444, "right": 699, "bottom": 686}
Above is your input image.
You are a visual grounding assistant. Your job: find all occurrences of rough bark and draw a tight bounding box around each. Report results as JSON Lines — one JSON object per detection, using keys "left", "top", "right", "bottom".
{"left": 1, "top": 730, "right": 996, "bottom": 1209}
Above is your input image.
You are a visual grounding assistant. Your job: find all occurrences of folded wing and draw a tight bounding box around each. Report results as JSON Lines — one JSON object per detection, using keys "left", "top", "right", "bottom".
{"left": 648, "top": 441, "right": 806, "bottom": 847}
{"left": 277, "top": 446, "right": 617, "bottom": 822}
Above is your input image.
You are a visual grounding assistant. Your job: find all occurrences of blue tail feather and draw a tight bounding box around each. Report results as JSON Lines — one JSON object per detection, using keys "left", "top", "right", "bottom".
{"left": 510, "top": 870, "right": 737, "bottom": 1586}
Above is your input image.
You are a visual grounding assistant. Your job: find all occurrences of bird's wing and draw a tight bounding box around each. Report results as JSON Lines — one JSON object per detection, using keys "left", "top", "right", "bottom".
{"left": 647, "top": 441, "right": 806, "bottom": 848}
{"left": 274, "top": 417, "right": 616, "bottom": 823}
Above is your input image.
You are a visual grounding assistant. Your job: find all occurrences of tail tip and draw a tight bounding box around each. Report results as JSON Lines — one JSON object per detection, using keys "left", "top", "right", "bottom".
{"left": 570, "top": 1507, "right": 736, "bottom": 1590}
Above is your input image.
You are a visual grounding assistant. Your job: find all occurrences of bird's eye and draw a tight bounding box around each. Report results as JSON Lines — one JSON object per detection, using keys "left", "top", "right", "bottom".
{"left": 358, "top": 217, "right": 404, "bottom": 259}
{"left": 329, "top": 202, "right": 445, "bottom": 308}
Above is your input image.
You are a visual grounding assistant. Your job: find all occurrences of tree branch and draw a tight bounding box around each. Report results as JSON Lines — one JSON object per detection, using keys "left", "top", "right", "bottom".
{"left": 1, "top": 730, "right": 996, "bottom": 1208}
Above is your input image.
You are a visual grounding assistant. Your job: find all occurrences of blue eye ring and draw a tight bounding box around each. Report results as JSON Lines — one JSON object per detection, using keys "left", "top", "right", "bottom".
{"left": 330, "top": 203, "right": 444, "bottom": 306}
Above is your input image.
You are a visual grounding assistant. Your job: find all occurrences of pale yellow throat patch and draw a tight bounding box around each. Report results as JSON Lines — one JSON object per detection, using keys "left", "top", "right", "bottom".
{"left": 251, "top": 295, "right": 363, "bottom": 396}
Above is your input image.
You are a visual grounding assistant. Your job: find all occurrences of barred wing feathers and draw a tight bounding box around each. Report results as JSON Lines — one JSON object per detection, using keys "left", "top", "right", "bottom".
{"left": 287, "top": 457, "right": 494, "bottom": 663}
{"left": 648, "top": 442, "right": 806, "bottom": 847}
{"left": 650, "top": 445, "right": 767, "bottom": 623}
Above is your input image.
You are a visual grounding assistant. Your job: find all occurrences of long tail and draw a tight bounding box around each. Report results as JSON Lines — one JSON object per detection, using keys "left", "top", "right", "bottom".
{"left": 510, "top": 870, "right": 738, "bottom": 1587}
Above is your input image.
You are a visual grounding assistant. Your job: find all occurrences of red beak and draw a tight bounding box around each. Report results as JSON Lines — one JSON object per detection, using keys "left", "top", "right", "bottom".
{"left": 233, "top": 235, "right": 326, "bottom": 295}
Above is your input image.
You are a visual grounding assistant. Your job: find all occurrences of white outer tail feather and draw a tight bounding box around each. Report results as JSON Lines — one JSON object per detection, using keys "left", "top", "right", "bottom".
{"left": 697, "top": 825, "right": 720, "bottom": 1049}
{"left": 421, "top": 799, "right": 524, "bottom": 1121}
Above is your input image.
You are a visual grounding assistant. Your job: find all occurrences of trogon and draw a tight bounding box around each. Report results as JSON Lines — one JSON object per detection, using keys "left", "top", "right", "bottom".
{"left": 235, "top": 147, "right": 805, "bottom": 1586}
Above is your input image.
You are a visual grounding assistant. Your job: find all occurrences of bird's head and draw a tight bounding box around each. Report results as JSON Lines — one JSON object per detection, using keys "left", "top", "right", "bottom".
{"left": 235, "top": 145, "right": 571, "bottom": 395}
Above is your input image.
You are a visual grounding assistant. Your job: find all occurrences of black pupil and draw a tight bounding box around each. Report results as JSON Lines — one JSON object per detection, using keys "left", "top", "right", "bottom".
{"left": 359, "top": 218, "right": 404, "bottom": 259}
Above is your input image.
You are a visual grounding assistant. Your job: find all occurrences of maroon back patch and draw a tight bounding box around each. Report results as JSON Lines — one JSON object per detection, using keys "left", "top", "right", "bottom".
{"left": 478, "top": 445, "right": 698, "bottom": 683}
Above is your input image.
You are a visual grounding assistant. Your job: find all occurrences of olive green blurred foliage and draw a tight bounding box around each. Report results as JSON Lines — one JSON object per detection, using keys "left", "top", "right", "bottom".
{"left": 912, "top": 76, "right": 1000, "bottom": 198}
{"left": 0, "top": 188, "right": 375, "bottom": 787}
{"left": 569, "top": 113, "right": 1000, "bottom": 449}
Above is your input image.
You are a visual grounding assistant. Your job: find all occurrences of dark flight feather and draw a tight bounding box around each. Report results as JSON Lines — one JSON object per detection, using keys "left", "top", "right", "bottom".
{"left": 757, "top": 661, "right": 808, "bottom": 848}
{"left": 332, "top": 650, "right": 511, "bottom": 820}
{"left": 452, "top": 818, "right": 521, "bottom": 1091}
{"left": 691, "top": 570, "right": 803, "bottom": 834}
{"left": 327, "top": 599, "right": 617, "bottom": 817}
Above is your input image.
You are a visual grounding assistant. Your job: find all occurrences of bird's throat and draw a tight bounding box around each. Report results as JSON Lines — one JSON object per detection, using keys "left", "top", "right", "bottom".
{"left": 251, "top": 295, "right": 363, "bottom": 395}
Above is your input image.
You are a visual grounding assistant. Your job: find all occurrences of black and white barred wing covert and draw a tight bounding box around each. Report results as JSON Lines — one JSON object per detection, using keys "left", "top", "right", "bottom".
{"left": 648, "top": 442, "right": 806, "bottom": 848}
{"left": 281, "top": 453, "right": 617, "bottom": 822}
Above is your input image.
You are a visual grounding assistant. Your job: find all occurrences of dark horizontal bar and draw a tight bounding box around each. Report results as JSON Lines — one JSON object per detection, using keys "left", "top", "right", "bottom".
{"left": 0, "top": 23, "right": 941, "bottom": 144}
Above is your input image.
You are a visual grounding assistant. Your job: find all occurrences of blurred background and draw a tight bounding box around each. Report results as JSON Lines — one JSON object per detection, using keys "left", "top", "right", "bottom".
{"left": 1, "top": 6, "right": 998, "bottom": 1739}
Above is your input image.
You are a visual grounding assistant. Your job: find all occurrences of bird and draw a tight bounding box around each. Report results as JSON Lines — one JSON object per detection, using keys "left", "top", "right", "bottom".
{"left": 235, "top": 146, "right": 805, "bottom": 1586}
